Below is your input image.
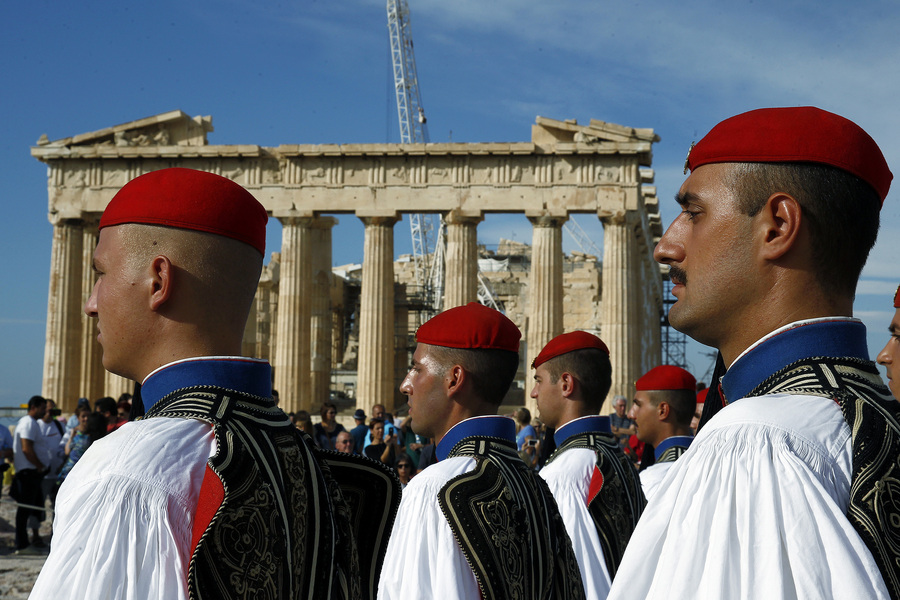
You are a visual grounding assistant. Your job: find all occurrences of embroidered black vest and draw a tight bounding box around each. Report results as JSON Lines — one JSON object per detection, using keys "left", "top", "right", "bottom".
{"left": 748, "top": 356, "right": 900, "bottom": 599}
{"left": 145, "top": 387, "right": 400, "bottom": 600}
{"left": 438, "top": 437, "right": 585, "bottom": 600}
{"left": 544, "top": 431, "right": 646, "bottom": 579}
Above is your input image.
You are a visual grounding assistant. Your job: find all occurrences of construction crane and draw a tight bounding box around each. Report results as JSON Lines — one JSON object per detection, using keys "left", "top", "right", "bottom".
{"left": 387, "top": 0, "right": 501, "bottom": 316}
{"left": 387, "top": 0, "right": 441, "bottom": 318}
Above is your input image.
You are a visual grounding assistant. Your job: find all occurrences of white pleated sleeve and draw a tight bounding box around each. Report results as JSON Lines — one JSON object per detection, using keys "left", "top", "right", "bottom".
{"left": 377, "top": 456, "right": 480, "bottom": 600}
{"left": 29, "top": 418, "right": 215, "bottom": 600}
{"left": 540, "top": 447, "right": 611, "bottom": 600}
{"left": 638, "top": 461, "right": 673, "bottom": 503}
{"left": 608, "top": 393, "right": 890, "bottom": 600}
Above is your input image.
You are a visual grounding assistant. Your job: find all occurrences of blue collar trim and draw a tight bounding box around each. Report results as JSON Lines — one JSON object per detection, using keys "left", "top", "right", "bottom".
{"left": 141, "top": 357, "right": 272, "bottom": 411}
{"left": 653, "top": 435, "right": 694, "bottom": 460}
{"left": 722, "top": 319, "right": 868, "bottom": 403}
{"left": 436, "top": 416, "right": 515, "bottom": 461}
{"left": 554, "top": 415, "right": 611, "bottom": 446}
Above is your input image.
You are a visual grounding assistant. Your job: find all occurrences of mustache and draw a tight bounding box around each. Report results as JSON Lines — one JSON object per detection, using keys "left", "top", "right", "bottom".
{"left": 669, "top": 266, "right": 687, "bottom": 286}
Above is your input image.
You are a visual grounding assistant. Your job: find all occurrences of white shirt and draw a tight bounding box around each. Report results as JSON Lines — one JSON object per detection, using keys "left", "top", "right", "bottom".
{"left": 607, "top": 393, "right": 889, "bottom": 599}
{"left": 540, "top": 447, "right": 611, "bottom": 600}
{"left": 13, "top": 415, "right": 41, "bottom": 471}
{"left": 35, "top": 418, "right": 65, "bottom": 477}
{"left": 29, "top": 418, "right": 215, "bottom": 600}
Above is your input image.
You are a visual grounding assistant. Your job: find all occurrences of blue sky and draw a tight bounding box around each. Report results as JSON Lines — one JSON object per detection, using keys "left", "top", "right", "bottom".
{"left": 1, "top": 0, "right": 898, "bottom": 405}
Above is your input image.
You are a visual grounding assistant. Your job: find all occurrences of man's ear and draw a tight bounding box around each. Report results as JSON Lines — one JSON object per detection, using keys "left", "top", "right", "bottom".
{"left": 445, "top": 364, "right": 466, "bottom": 398}
{"left": 758, "top": 193, "right": 802, "bottom": 260}
{"left": 148, "top": 255, "right": 173, "bottom": 311}
{"left": 657, "top": 401, "right": 670, "bottom": 421}
{"left": 560, "top": 372, "right": 576, "bottom": 398}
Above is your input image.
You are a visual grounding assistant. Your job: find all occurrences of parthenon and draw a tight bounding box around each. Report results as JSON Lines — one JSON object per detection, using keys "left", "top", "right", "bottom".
{"left": 32, "top": 110, "right": 664, "bottom": 416}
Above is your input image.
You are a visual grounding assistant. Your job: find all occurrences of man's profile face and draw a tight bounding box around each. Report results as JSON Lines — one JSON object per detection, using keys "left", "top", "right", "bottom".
{"left": 30, "top": 401, "right": 47, "bottom": 420}
{"left": 84, "top": 226, "right": 146, "bottom": 381}
{"left": 530, "top": 364, "right": 563, "bottom": 429}
{"left": 399, "top": 344, "right": 448, "bottom": 439}
{"left": 631, "top": 391, "right": 658, "bottom": 444}
{"left": 877, "top": 307, "right": 900, "bottom": 401}
{"left": 653, "top": 163, "right": 756, "bottom": 348}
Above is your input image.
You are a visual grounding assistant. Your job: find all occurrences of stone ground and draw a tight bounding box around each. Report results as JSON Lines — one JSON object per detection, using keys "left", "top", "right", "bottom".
{"left": 0, "top": 482, "right": 51, "bottom": 600}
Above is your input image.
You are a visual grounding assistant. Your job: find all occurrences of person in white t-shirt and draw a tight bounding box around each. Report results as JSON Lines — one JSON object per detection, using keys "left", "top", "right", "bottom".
{"left": 12, "top": 395, "right": 48, "bottom": 554}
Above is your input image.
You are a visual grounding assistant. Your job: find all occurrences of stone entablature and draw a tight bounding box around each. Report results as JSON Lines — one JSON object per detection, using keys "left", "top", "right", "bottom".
{"left": 32, "top": 111, "right": 663, "bottom": 415}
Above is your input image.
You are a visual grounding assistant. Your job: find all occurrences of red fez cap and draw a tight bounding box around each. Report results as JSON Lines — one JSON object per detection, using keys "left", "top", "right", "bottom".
{"left": 696, "top": 388, "right": 709, "bottom": 404}
{"left": 894, "top": 284, "right": 900, "bottom": 309}
{"left": 532, "top": 331, "right": 609, "bottom": 369}
{"left": 686, "top": 107, "right": 892, "bottom": 204}
{"left": 416, "top": 302, "right": 520, "bottom": 352}
{"left": 636, "top": 365, "right": 697, "bottom": 392}
{"left": 99, "top": 168, "right": 268, "bottom": 255}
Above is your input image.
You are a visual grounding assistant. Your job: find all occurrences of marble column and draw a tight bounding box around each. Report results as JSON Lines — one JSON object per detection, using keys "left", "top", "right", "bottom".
{"left": 443, "top": 212, "right": 483, "bottom": 309}
{"left": 242, "top": 292, "right": 258, "bottom": 358}
{"left": 79, "top": 219, "right": 104, "bottom": 402}
{"left": 357, "top": 215, "right": 398, "bottom": 416}
{"left": 104, "top": 371, "right": 133, "bottom": 400}
{"left": 310, "top": 217, "right": 337, "bottom": 407}
{"left": 600, "top": 212, "right": 641, "bottom": 414}
{"left": 526, "top": 215, "right": 567, "bottom": 413}
{"left": 42, "top": 217, "right": 84, "bottom": 412}
{"left": 274, "top": 218, "right": 314, "bottom": 414}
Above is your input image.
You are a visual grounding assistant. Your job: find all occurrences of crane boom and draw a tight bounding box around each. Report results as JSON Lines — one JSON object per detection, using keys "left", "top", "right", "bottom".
{"left": 387, "top": 0, "right": 439, "bottom": 316}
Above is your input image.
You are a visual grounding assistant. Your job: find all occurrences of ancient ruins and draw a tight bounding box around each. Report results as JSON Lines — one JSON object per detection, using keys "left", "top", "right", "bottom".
{"left": 32, "top": 110, "right": 664, "bottom": 415}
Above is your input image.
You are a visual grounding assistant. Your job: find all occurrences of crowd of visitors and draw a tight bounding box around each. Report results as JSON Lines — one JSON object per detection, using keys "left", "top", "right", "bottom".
{"left": 5, "top": 394, "right": 118, "bottom": 555}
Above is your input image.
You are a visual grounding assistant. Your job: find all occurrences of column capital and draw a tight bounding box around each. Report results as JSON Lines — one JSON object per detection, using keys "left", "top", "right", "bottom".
{"left": 526, "top": 214, "right": 568, "bottom": 228}
{"left": 310, "top": 215, "right": 339, "bottom": 230}
{"left": 444, "top": 210, "right": 484, "bottom": 226}
{"left": 276, "top": 215, "right": 317, "bottom": 227}
{"left": 48, "top": 214, "right": 86, "bottom": 228}
{"left": 359, "top": 214, "right": 400, "bottom": 227}
{"left": 599, "top": 209, "right": 641, "bottom": 228}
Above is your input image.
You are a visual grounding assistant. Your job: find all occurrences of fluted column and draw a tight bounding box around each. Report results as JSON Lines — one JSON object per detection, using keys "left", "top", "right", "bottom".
{"left": 79, "top": 218, "right": 104, "bottom": 402}
{"left": 274, "top": 217, "right": 315, "bottom": 414}
{"left": 310, "top": 217, "right": 337, "bottom": 406}
{"left": 443, "top": 212, "right": 483, "bottom": 309}
{"left": 42, "top": 217, "right": 84, "bottom": 412}
{"left": 357, "top": 215, "right": 398, "bottom": 416}
{"left": 104, "top": 371, "right": 132, "bottom": 400}
{"left": 526, "top": 215, "right": 567, "bottom": 413}
{"left": 600, "top": 212, "right": 641, "bottom": 414}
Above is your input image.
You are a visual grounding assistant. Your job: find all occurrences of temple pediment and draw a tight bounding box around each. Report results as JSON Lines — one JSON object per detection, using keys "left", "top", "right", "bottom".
{"left": 35, "top": 110, "right": 213, "bottom": 149}
{"left": 532, "top": 116, "right": 659, "bottom": 147}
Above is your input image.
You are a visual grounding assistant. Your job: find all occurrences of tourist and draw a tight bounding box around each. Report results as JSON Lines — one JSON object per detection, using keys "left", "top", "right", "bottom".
{"left": 313, "top": 401, "right": 345, "bottom": 450}
{"left": 11, "top": 395, "right": 47, "bottom": 555}
{"left": 334, "top": 430, "right": 354, "bottom": 454}
{"left": 364, "top": 418, "right": 400, "bottom": 467}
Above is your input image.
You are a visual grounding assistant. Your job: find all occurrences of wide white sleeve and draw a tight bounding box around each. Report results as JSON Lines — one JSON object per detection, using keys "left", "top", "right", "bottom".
{"left": 638, "top": 462, "right": 671, "bottom": 504}
{"left": 540, "top": 448, "right": 611, "bottom": 600}
{"left": 29, "top": 419, "right": 214, "bottom": 600}
{"left": 608, "top": 394, "right": 890, "bottom": 600}
{"left": 378, "top": 457, "right": 480, "bottom": 600}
